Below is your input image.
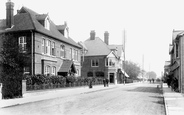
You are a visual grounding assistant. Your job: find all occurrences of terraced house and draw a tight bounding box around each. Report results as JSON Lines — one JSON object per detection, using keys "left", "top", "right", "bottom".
{"left": 0, "top": 0, "right": 82, "bottom": 77}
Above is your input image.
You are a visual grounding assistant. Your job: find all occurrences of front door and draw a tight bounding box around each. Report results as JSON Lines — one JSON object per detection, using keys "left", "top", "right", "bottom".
{"left": 109, "top": 73, "right": 114, "bottom": 83}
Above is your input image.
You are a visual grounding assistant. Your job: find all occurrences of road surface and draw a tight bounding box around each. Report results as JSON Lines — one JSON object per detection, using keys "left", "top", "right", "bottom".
{"left": 0, "top": 83, "right": 165, "bottom": 115}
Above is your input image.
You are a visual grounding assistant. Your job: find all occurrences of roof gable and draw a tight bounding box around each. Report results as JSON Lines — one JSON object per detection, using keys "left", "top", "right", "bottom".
{"left": 107, "top": 51, "right": 116, "bottom": 58}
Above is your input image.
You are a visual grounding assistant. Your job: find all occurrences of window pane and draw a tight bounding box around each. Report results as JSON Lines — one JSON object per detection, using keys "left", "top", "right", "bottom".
{"left": 24, "top": 37, "right": 26, "bottom": 43}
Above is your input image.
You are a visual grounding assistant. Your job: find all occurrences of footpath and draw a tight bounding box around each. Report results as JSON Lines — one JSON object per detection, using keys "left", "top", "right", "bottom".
{"left": 0, "top": 83, "right": 135, "bottom": 108}
{"left": 163, "top": 83, "right": 184, "bottom": 115}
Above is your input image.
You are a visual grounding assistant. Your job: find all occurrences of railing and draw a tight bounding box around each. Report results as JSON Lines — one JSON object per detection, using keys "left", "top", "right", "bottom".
{"left": 26, "top": 81, "right": 103, "bottom": 91}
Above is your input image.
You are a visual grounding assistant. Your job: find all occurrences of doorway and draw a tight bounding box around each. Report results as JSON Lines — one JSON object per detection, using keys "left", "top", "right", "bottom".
{"left": 109, "top": 73, "right": 115, "bottom": 83}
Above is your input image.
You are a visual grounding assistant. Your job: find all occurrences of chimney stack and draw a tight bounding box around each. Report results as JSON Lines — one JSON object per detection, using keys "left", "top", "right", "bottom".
{"left": 6, "top": 0, "right": 14, "bottom": 28}
{"left": 104, "top": 31, "right": 109, "bottom": 45}
{"left": 90, "top": 30, "right": 95, "bottom": 40}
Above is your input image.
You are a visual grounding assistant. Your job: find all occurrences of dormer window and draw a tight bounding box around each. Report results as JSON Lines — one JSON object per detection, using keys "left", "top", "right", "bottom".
{"left": 37, "top": 14, "right": 50, "bottom": 30}
{"left": 45, "top": 18, "right": 50, "bottom": 30}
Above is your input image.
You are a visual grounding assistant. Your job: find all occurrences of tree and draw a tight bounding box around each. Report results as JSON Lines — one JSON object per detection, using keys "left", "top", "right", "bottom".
{"left": 146, "top": 71, "right": 157, "bottom": 79}
{"left": 124, "top": 61, "right": 141, "bottom": 79}
{"left": 0, "top": 33, "right": 27, "bottom": 99}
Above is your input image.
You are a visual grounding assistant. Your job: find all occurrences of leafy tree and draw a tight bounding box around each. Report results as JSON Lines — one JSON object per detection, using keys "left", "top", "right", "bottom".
{"left": 146, "top": 71, "right": 157, "bottom": 79}
{"left": 0, "top": 33, "right": 27, "bottom": 99}
{"left": 124, "top": 61, "right": 141, "bottom": 79}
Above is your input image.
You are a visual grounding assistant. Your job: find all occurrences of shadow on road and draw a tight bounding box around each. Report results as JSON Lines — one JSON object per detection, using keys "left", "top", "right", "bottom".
{"left": 127, "top": 86, "right": 162, "bottom": 94}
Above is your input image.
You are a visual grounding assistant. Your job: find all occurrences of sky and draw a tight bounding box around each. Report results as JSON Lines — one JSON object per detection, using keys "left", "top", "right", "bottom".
{"left": 1, "top": 0, "right": 184, "bottom": 77}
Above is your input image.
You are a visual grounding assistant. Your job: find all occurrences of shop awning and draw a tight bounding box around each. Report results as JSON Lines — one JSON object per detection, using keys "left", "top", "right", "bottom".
{"left": 118, "top": 69, "right": 129, "bottom": 77}
{"left": 58, "top": 60, "right": 76, "bottom": 73}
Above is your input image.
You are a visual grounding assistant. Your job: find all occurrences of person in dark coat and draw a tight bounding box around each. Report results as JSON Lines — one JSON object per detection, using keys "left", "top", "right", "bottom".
{"left": 103, "top": 78, "right": 106, "bottom": 87}
{"left": 106, "top": 78, "right": 109, "bottom": 87}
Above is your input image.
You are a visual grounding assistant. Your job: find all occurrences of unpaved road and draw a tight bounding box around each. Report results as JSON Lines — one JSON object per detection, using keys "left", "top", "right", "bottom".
{"left": 0, "top": 83, "right": 165, "bottom": 115}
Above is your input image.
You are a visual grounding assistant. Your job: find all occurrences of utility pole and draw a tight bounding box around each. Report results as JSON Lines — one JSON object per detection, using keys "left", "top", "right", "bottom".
{"left": 123, "top": 29, "right": 126, "bottom": 85}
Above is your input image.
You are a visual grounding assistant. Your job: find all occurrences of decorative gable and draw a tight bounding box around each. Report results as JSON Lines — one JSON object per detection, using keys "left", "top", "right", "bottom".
{"left": 107, "top": 51, "right": 116, "bottom": 58}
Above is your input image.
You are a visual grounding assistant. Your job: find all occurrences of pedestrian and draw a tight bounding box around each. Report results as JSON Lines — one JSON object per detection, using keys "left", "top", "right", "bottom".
{"left": 106, "top": 78, "right": 109, "bottom": 87}
{"left": 89, "top": 80, "right": 93, "bottom": 88}
{"left": 103, "top": 78, "right": 106, "bottom": 87}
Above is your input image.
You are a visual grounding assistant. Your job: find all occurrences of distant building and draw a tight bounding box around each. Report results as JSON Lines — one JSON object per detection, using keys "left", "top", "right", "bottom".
{"left": 79, "top": 30, "right": 129, "bottom": 84}
{"left": 0, "top": 0, "right": 82, "bottom": 77}
{"left": 168, "top": 30, "right": 184, "bottom": 93}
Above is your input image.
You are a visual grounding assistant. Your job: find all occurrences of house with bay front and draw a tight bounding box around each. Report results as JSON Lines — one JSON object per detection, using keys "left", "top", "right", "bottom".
{"left": 0, "top": 0, "right": 82, "bottom": 77}
{"left": 79, "top": 30, "right": 129, "bottom": 84}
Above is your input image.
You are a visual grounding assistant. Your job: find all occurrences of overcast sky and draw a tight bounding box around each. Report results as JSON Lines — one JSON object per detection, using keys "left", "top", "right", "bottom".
{"left": 1, "top": 0, "right": 184, "bottom": 77}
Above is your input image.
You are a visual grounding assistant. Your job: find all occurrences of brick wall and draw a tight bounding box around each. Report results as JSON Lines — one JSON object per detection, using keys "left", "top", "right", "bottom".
{"left": 180, "top": 36, "right": 184, "bottom": 93}
{"left": 81, "top": 56, "right": 106, "bottom": 78}
{"left": 34, "top": 32, "right": 81, "bottom": 75}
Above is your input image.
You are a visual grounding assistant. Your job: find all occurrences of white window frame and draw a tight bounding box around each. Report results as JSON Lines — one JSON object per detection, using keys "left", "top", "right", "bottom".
{"left": 74, "top": 49, "right": 78, "bottom": 61}
{"left": 51, "top": 42, "right": 55, "bottom": 56}
{"left": 60, "top": 45, "right": 65, "bottom": 58}
{"left": 46, "top": 40, "right": 51, "bottom": 55}
{"left": 19, "top": 36, "right": 26, "bottom": 52}
{"left": 42, "top": 38, "right": 45, "bottom": 54}
{"left": 45, "top": 65, "right": 50, "bottom": 75}
{"left": 52, "top": 66, "right": 56, "bottom": 76}
{"left": 45, "top": 18, "right": 50, "bottom": 30}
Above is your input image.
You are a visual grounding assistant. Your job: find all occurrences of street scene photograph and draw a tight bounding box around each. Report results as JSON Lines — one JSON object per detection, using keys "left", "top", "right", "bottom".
{"left": 0, "top": 0, "right": 184, "bottom": 115}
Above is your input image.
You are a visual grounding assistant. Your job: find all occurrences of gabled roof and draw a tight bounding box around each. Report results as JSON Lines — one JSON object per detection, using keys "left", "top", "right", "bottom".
{"left": 172, "top": 30, "right": 184, "bottom": 40}
{"left": 108, "top": 45, "right": 123, "bottom": 58}
{"left": 0, "top": 6, "right": 81, "bottom": 49}
{"left": 84, "top": 37, "right": 111, "bottom": 56}
{"left": 58, "top": 60, "right": 76, "bottom": 73}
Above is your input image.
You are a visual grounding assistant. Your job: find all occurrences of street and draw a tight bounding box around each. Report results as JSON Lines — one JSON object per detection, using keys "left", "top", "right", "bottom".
{"left": 0, "top": 83, "right": 165, "bottom": 115}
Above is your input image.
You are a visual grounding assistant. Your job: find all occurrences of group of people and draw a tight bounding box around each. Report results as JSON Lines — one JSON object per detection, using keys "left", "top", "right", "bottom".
{"left": 103, "top": 78, "right": 109, "bottom": 87}
{"left": 149, "top": 78, "right": 155, "bottom": 83}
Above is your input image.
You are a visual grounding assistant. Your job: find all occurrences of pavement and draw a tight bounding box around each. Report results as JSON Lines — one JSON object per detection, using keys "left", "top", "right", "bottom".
{"left": 162, "top": 83, "right": 184, "bottom": 115}
{"left": 1, "top": 82, "right": 184, "bottom": 115}
{"left": 0, "top": 83, "right": 125, "bottom": 108}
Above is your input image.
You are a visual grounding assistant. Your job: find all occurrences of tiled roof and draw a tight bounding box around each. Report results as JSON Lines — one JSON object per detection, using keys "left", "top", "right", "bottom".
{"left": 1, "top": 6, "right": 81, "bottom": 49}
{"left": 58, "top": 60, "right": 76, "bottom": 73}
{"left": 56, "top": 25, "right": 66, "bottom": 30}
{"left": 78, "top": 41, "right": 88, "bottom": 50}
{"left": 84, "top": 37, "right": 111, "bottom": 56}
{"left": 36, "top": 14, "right": 48, "bottom": 20}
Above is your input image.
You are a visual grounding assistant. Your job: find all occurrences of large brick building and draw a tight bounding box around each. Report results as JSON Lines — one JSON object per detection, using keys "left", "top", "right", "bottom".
{"left": 168, "top": 30, "right": 184, "bottom": 93}
{"left": 0, "top": 0, "right": 82, "bottom": 77}
{"left": 80, "top": 31, "right": 129, "bottom": 84}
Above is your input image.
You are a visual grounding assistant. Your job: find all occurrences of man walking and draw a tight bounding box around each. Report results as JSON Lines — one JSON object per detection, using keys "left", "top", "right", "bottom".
{"left": 103, "top": 78, "right": 106, "bottom": 87}
{"left": 106, "top": 78, "right": 109, "bottom": 87}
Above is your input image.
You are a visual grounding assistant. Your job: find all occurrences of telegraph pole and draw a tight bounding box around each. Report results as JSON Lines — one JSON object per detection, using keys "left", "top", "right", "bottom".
{"left": 123, "top": 29, "right": 126, "bottom": 85}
